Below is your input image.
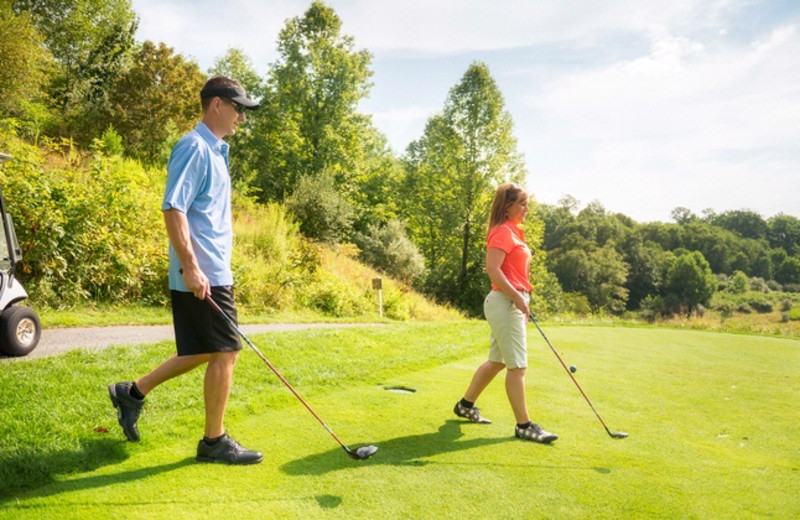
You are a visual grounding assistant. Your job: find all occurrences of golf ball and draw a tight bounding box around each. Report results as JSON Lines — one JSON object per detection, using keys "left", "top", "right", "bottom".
{"left": 569, "top": 365, "right": 577, "bottom": 373}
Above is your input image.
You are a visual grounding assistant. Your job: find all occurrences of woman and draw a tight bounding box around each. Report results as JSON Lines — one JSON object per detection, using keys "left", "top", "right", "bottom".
{"left": 453, "top": 183, "right": 558, "bottom": 443}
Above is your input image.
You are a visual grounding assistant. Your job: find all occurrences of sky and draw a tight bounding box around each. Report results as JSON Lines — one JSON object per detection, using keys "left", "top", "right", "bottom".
{"left": 131, "top": 0, "right": 800, "bottom": 223}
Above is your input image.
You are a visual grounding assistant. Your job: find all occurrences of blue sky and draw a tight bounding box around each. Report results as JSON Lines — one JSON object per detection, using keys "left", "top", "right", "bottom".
{"left": 132, "top": 0, "right": 800, "bottom": 223}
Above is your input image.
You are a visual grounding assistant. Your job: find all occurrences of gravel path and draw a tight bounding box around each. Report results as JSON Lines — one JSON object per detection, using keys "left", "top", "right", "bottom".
{"left": 2, "top": 323, "right": 375, "bottom": 362}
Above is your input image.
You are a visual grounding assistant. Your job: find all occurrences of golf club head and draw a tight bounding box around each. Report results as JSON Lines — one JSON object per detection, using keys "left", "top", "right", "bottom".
{"left": 348, "top": 445, "right": 378, "bottom": 460}
{"left": 610, "top": 431, "right": 629, "bottom": 439}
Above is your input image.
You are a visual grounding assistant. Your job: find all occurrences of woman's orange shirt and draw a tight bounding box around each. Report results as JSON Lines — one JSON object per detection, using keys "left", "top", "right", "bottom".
{"left": 486, "top": 220, "right": 533, "bottom": 292}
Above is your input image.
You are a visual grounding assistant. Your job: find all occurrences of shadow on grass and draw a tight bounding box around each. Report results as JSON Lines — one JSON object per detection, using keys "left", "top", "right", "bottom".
{"left": 0, "top": 438, "right": 193, "bottom": 505}
{"left": 282, "top": 419, "right": 521, "bottom": 475}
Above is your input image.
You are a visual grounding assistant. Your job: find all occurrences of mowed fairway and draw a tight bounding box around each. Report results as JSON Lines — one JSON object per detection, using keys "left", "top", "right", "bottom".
{"left": 1, "top": 323, "right": 798, "bottom": 519}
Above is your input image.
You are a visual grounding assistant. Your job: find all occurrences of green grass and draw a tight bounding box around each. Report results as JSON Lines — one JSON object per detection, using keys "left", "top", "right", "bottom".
{"left": 1, "top": 323, "right": 798, "bottom": 518}
{"left": 36, "top": 303, "right": 396, "bottom": 328}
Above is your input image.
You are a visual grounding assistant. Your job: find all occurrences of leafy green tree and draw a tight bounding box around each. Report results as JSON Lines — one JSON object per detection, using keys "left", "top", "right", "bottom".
{"left": 13, "top": 0, "right": 138, "bottom": 139}
{"left": 548, "top": 235, "right": 628, "bottom": 314}
{"left": 664, "top": 251, "right": 717, "bottom": 316}
{"left": 402, "top": 62, "right": 528, "bottom": 313}
{"left": 0, "top": 4, "right": 51, "bottom": 125}
{"left": 775, "top": 256, "right": 800, "bottom": 285}
{"left": 107, "top": 41, "right": 205, "bottom": 164}
{"left": 711, "top": 209, "right": 768, "bottom": 240}
{"left": 768, "top": 213, "right": 800, "bottom": 256}
{"left": 251, "top": 1, "right": 373, "bottom": 201}
{"left": 621, "top": 234, "right": 674, "bottom": 309}
{"left": 208, "top": 48, "right": 266, "bottom": 185}
{"left": 671, "top": 207, "right": 697, "bottom": 225}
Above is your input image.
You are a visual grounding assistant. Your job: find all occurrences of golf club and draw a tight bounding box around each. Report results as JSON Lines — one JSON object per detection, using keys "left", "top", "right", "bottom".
{"left": 529, "top": 313, "right": 628, "bottom": 439}
{"left": 206, "top": 294, "right": 378, "bottom": 460}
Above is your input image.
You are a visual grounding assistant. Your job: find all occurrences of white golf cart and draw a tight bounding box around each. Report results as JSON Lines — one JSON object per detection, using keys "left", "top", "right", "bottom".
{"left": 0, "top": 152, "right": 41, "bottom": 356}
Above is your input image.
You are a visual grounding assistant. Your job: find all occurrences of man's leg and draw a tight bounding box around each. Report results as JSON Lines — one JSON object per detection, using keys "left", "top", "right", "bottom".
{"left": 203, "top": 350, "right": 239, "bottom": 438}
{"left": 109, "top": 353, "right": 210, "bottom": 442}
{"left": 136, "top": 353, "right": 211, "bottom": 395}
{"left": 195, "top": 349, "right": 262, "bottom": 464}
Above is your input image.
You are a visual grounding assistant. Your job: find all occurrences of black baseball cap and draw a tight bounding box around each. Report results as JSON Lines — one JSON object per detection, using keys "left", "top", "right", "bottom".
{"left": 200, "top": 83, "right": 260, "bottom": 110}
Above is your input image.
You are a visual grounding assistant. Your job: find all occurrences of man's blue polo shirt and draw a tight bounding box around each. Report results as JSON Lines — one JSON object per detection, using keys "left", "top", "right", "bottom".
{"left": 162, "top": 121, "right": 233, "bottom": 291}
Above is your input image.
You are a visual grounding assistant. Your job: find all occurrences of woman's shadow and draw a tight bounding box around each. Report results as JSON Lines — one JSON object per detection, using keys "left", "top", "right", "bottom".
{"left": 282, "top": 419, "right": 515, "bottom": 476}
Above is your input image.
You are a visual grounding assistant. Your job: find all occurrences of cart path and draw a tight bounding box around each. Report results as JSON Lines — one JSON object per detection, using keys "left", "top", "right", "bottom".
{"left": 2, "top": 323, "right": 378, "bottom": 361}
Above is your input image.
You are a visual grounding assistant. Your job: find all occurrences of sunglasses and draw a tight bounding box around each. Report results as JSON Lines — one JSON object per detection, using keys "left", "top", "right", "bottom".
{"left": 222, "top": 97, "right": 247, "bottom": 114}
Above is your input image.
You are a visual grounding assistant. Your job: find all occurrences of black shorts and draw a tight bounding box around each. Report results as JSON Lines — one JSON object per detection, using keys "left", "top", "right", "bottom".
{"left": 171, "top": 286, "right": 242, "bottom": 356}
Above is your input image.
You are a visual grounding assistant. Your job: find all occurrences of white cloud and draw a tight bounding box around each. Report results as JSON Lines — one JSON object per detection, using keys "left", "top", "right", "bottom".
{"left": 522, "top": 23, "right": 800, "bottom": 220}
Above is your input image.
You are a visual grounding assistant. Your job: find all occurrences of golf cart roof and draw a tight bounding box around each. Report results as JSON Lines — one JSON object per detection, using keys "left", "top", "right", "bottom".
{"left": 0, "top": 153, "right": 12, "bottom": 164}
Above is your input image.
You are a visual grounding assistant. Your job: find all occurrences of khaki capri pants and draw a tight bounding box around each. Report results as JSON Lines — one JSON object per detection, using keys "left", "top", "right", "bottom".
{"left": 484, "top": 289, "right": 530, "bottom": 369}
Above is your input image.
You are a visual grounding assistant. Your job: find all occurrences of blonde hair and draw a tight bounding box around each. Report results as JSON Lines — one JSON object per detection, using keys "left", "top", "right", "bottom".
{"left": 487, "top": 182, "right": 528, "bottom": 236}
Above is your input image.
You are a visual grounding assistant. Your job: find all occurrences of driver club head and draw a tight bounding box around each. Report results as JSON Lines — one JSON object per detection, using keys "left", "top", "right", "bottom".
{"left": 610, "top": 431, "right": 629, "bottom": 439}
{"left": 348, "top": 445, "right": 378, "bottom": 460}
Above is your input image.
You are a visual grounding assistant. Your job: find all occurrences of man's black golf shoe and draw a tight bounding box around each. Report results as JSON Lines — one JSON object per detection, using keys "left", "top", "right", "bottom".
{"left": 108, "top": 381, "right": 144, "bottom": 442}
{"left": 196, "top": 434, "right": 263, "bottom": 465}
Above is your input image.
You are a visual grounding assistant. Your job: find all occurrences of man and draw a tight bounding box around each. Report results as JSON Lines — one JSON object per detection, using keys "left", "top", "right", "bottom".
{"left": 108, "top": 76, "right": 262, "bottom": 465}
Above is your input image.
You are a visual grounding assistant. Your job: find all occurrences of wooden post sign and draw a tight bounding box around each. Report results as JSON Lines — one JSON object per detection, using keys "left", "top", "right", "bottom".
{"left": 372, "top": 277, "right": 383, "bottom": 317}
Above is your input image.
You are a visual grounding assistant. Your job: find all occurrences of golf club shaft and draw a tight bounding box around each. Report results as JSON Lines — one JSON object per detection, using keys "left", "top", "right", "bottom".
{"left": 205, "top": 294, "right": 351, "bottom": 452}
{"left": 529, "top": 313, "right": 618, "bottom": 437}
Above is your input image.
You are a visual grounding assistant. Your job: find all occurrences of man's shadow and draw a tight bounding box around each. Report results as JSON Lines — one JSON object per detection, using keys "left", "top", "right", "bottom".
{"left": 282, "top": 419, "right": 518, "bottom": 476}
{"left": 0, "top": 438, "right": 193, "bottom": 505}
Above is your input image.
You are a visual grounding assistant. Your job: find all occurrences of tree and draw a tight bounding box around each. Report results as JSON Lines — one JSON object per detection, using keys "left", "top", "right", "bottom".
{"left": 108, "top": 41, "right": 205, "bottom": 164}
{"left": 664, "top": 251, "right": 717, "bottom": 316}
{"left": 548, "top": 235, "right": 629, "bottom": 314}
{"left": 768, "top": 213, "right": 800, "bottom": 256}
{"left": 251, "top": 1, "right": 373, "bottom": 202}
{"left": 711, "top": 209, "right": 768, "bottom": 240}
{"left": 13, "top": 0, "right": 138, "bottom": 139}
{"left": 402, "top": 62, "right": 529, "bottom": 313}
{"left": 0, "top": 5, "right": 51, "bottom": 124}
{"left": 208, "top": 48, "right": 266, "bottom": 185}
{"left": 671, "top": 207, "right": 697, "bottom": 225}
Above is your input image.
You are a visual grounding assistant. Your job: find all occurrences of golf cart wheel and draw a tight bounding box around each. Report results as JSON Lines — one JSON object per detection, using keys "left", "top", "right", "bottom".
{"left": 0, "top": 306, "right": 41, "bottom": 357}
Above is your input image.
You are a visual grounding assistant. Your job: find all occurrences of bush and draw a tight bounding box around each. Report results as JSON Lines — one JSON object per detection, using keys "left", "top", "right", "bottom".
{"left": 354, "top": 219, "right": 427, "bottom": 283}
{"left": 748, "top": 300, "right": 773, "bottom": 313}
{"left": 1, "top": 124, "right": 167, "bottom": 306}
{"left": 639, "top": 294, "right": 666, "bottom": 322}
{"left": 749, "top": 277, "right": 769, "bottom": 293}
{"left": 729, "top": 271, "right": 749, "bottom": 294}
{"left": 767, "top": 280, "right": 783, "bottom": 291}
{"left": 563, "top": 292, "right": 592, "bottom": 315}
{"left": 788, "top": 307, "right": 800, "bottom": 321}
{"left": 287, "top": 172, "right": 354, "bottom": 244}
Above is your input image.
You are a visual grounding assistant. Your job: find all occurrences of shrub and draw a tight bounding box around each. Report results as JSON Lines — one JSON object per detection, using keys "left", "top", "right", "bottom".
{"left": 728, "top": 271, "right": 749, "bottom": 294}
{"left": 1, "top": 124, "right": 168, "bottom": 307}
{"left": 749, "top": 277, "right": 769, "bottom": 293}
{"left": 563, "top": 292, "right": 592, "bottom": 315}
{"left": 354, "top": 219, "right": 427, "bottom": 283}
{"left": 767, "top": 280, "right": 782, "bottom": 291}
{"left": 287, "top": 172, "right": 354, "bottom": 244}
{"left": 788, "top": 307, "right": 800, "bottom": 321}
{"left": 780, "top": 299, "right": 792, "bottom": 312}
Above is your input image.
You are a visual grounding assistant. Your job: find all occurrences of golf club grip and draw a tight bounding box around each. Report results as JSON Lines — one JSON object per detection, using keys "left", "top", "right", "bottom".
{"left": 204, "top": 294, "right": 348, "bottom": 447}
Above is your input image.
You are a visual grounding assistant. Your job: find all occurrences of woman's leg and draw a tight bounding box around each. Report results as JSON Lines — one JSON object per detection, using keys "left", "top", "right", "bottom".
{"left": 505, "top": 367, "right": 530, "bottom": 424}
{"left": 464, "top": 360, "right": 505, "bottom": 402}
